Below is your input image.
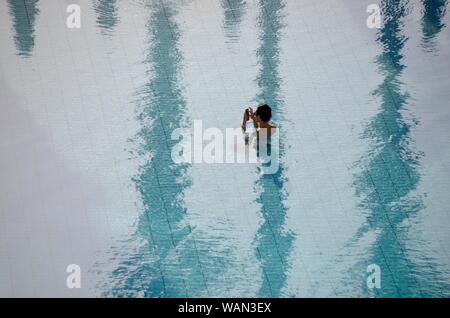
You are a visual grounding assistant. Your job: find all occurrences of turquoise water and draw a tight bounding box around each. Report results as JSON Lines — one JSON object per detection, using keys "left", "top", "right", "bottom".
{"left": 1, "top": 0, "right": 450, "bottom": 297}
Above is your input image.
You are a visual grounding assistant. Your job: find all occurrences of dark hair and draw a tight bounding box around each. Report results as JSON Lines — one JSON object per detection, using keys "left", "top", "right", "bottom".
{"left": 255, "top": 104, "right": 272, "bottom": 122}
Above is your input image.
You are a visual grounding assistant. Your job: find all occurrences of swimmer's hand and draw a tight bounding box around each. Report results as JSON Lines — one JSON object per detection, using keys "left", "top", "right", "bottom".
{"left": 242, "top": 107, "right": 254, "bottom": 132}
{"left": 247, "top": 107, "right": 255, "bottom": 119}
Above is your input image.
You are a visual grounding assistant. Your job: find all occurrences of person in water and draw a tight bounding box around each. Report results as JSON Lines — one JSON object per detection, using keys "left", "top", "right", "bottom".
{"left": 241, "top": 103, "right": 277, "bottom": 144}
{"left": 242, "top": 104, "right": 279, "bottom": 173}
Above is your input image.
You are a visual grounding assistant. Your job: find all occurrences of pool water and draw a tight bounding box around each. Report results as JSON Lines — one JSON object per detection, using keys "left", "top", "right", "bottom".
{"left": 1, "top": 0, "right": 450, "bottom": 297}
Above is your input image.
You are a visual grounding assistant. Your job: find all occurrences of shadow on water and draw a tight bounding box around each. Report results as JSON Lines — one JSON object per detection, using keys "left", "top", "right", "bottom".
{"left": 220, "top": 0, "right": 247, "bottom": 44}
{"left": 252, "top": 0, "right": 295, "bottom": 297}
{"left": 420, "top": 0, "right": 448, "bottom": 51}
{"left": 7, "top": 0, "right": 39, "bottom": 58}
{"left": 353, "top": 0, "right": 450, "bottom": 297}
{"left": 93, "top": 0, "right": 120, "bottom": 35}
{"left": 104, "top": 0, "right": 210, "bottom": 297}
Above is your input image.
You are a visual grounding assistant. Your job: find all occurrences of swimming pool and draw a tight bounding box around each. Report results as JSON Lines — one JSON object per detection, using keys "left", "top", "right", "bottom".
{"left": 0, "top": 0, "right": 450, "bottom": 297}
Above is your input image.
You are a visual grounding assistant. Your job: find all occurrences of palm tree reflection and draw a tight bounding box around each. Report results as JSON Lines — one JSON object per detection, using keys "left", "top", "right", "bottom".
{"left": 7, "top": 0, "right": 39, "bottom": 58}
{"left": 221, "top": 0, "right": 247, "bottom": 44}
{"left": 420, "top": 0, "right": 448, "bottom": 51}
{"left": 253, "top": 0, "right": 294, "bottom": 297}
{"left": 107, "top": 1, "right": 205, "bottom": 297}
{"left": 93, "top": 0, "right": 120, "bottom": 35}
{"left": 354, "top": 0, "right": 450, "bottom": 296}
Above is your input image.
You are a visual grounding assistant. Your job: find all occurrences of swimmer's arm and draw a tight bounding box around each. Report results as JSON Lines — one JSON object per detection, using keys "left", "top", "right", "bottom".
{"left": 250, "top": 110, "right": 260, "bottom": 130}
{"left": 241, "top": 116, "right": 247, "bottom": 132}
{"left": 242, "top": 108, "right": 250, "bottom": 131}
{"left": 242, "top": 107, "right": 258, "bottom": 131}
